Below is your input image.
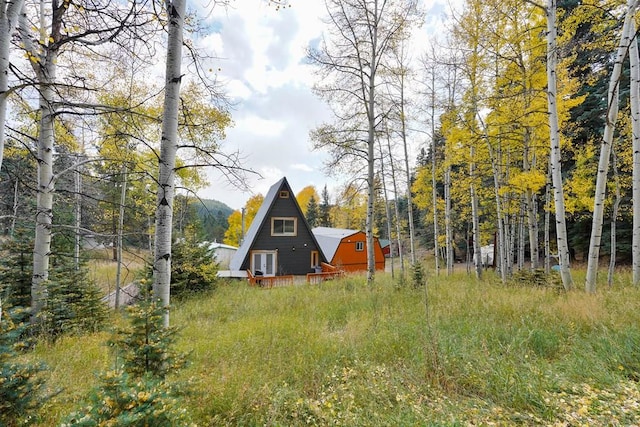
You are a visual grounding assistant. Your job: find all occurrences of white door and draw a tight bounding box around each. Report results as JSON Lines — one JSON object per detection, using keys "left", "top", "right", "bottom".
{"left": 251, "top": 251, "right": 277, "bottom": 276}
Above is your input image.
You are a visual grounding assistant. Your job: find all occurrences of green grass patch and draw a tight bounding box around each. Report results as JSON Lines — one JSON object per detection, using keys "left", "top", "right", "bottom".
{"left": 27, "top": 271, "right": 640, "bottom": 425}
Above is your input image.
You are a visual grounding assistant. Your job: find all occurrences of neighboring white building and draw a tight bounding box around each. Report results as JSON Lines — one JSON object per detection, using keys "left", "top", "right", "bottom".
{"left": 208, "top": 241, "right": 238, "bottom": 269}
{"left": 480, "top": 244, "right": 494, "bottom": 267}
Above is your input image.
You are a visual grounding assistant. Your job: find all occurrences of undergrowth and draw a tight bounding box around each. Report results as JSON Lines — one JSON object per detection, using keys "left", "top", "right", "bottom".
{"left": 26, "top": 270, "right": 640, "bottom": 426}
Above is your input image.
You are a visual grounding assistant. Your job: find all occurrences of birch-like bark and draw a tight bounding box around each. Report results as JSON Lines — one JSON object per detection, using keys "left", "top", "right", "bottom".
{"left": 444, "top": 165, "right": 454, "bottom": 274}
{"left": 544, "top": 164, "right": 552, "bottom": 274}
{"left": 18, "top": 8, "right": 59, "bottom": 321}
{"left": 518, "top": 200, "right": 525, "bottom": 270}
{"left": 364, "top": 0, "right": 380, "bottom": 285}
{"left": 115, "top": 165, "right": 127, "bottom": 309}
{"left": 585, "top": 0, "right": 638, "bottom": 293}
{"left": 401, "top": 94, "right": 416, "bottom": 267}
{"left": 0, "top": 0, "right": 26, "bottom": 321}
{"left": 630, "top": 21, "right": 640, "bottom": 285}
{"left": 153, "top": 0, "right": 185, "bottom": 327}
{"left": 488, "top": 142, "right": 508, "bottom": 282}
{"left": 429, "top": 71, "right": 439, "bottom": 274}
{"left": 378, "top": 138, "right": 394, "bottom": 279}
{"left": 546, "top": 0, "right": 573, "bottom": 290}
{"left": 0, "top": 0, "right": 24, "bottom": 174}
{"left": 386, "top": 131, "right": 405, "bottom": 279}
{"left": 470, "top": 146, "right": 482, "bottom": 279}
{"left": 608, "top": 147, "right": 621, "bottom": 288}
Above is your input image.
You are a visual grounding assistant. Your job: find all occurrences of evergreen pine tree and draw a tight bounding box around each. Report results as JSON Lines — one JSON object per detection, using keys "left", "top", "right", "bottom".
{"left": 306, "top": 195, "right": 319, "bottom": 228}
{"left": 0, "top": 232, "right": 33, "bottom": 324}
{"left": 0, "top": 229, "right": 108, "bottom": 339}
{"left": 62, "top": 302, "right": 192, "bottom": 426}
{"left": 319, "top": 185, "right": 332, "bottom": 227}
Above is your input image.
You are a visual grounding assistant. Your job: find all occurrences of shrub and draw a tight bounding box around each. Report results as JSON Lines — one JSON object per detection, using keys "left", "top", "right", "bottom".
{"left": 0, "top": 309, "right": 48, "bottom": 426}
{"left": 61, "top": 370, "right": 193, "bottom": 427}
{"left": 410, "top": 262, "right": 426, "bottom": 289}
{"left": 143, "top": 225, "right": 218, "bottom": 299}
{"left": 109, "top": 302, "right": 187, "bottom": 380}
{"left": 0, "top": 233, "right": 108, "bottom": 340}
{"left": 508, "top": 269, "right": 563, "bottom": 290}
{"left": 62, "top": 301, "right": 192, "bottom": 426}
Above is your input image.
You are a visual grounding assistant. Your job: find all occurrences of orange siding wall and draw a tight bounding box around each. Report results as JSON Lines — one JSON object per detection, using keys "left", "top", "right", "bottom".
{"left": 330, "top": 231, "right": 385, "bottom": 272}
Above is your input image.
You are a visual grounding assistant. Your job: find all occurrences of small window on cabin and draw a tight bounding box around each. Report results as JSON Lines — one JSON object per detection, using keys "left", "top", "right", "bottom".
{"left": 279, "top": 190, "right": 290, "bottom": 198}
{"left": 271, "top": 217, "right": 297, "bottom": 236}
{"left": 355, "top": 241, "right": 364, "bottom": 251}
{"left": 311, "top": 250, "right": 319, "bottom": 268}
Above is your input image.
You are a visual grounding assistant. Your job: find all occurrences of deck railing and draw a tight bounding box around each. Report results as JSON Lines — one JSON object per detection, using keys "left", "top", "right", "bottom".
{"left": 306, "top": 262, "right": 345, "bottom": 284}
{"left": 246, "top": 270, "right": 294, "bottom": 288}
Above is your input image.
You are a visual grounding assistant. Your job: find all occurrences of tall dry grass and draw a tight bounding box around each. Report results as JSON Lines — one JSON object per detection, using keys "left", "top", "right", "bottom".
{"left": 29, "top": 268, "right": 640, "bottom": 425}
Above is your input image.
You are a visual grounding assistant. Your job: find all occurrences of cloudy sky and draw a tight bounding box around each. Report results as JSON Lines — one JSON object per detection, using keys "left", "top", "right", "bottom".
{"left": 195, "top": 0, "right": 450, "bottom": 210}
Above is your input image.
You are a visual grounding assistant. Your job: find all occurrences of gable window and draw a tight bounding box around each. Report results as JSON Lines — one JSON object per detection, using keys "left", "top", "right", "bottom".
{"left": 279, "top": 190, "right": 290, "bottom": 198}
{"left": 355, "top": 241, "right": 364, "bottom": 251}
{"left": 272, "top": 217, "right": 297, "bottom": 236}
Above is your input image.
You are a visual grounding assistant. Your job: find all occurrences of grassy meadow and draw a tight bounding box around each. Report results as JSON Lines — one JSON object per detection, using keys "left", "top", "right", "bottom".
{"left": 86, "top": 248, "right": 148, "bottom": 295}
{"left": 28, "top": 268, "right": 640, "bottom": 426}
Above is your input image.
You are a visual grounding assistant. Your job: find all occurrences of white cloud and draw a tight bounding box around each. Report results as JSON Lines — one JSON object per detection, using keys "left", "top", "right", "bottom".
{"left": 235, "top": 116, "right": 286, "bottom": 138}
{"left": 196, "top": 1, "right": 334, "bottom": 209}
{"left": 291, "top": 163, "right": 313, "bottom": 172}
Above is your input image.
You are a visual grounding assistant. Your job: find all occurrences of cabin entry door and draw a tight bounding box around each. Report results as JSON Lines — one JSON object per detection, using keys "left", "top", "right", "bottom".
{"left": 251, "top": 251, "right": 277, "bottom": 276}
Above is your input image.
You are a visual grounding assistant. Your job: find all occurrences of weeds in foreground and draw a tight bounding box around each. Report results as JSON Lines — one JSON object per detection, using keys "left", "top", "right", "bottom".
{"left": 28, "top": 272, "right": 640, "bottom": 425}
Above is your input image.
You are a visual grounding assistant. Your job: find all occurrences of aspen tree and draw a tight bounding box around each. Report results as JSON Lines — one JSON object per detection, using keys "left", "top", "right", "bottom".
{"left": 630, "top": 20, "right": 640, "bottom": 285}
{"left": 387, "top": 135, "right": 406, "bottom": 279}
{"left": 585, "top": 0, "right": 640, "bottom": 293}
{"left": 153, "top": 0, "right": 185, "bottom": 327}
{"left": 0, "top": 0, "right": 24, "bottom": 176}
{"left": 546, "top": 0, "right": 574, "bottom": 290}
{"left": 0, "top": 0, "right": 24, "bottom": 320}
{"left": 309, "top": 0, "right": 418, "bottom": 284}
{"left": 15, "top": 0, "right": 156, "bottom": 321}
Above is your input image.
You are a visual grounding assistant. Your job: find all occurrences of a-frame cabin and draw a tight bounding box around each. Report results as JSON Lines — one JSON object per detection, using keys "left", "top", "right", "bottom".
{"left": 229, "top": 177, "right": 327, "bottom": 276}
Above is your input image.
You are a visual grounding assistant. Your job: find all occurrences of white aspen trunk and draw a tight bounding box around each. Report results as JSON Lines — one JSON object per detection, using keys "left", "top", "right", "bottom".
{"left": 546, "top": 0, "right": 574, "bottom": 290}
{"left": 470, "top": 147, "right": 482, "bottom": 279}
{"left": 11, "top": 179, "right": 18, "bottom": 236}
{"left": 544, "top": 165, "right": 552, "bottom": 273}
{"left": 0, "top": 0, "right": 24, "bottom": 174}
{"left": 153, "top": 0, "right": 185, "bottom": 327}
{"left": 19, "top": 0, "right": 60, "bottom": 320}
{"left": 585, "top": 0, "right": 638, "bottom": 293}
{"left": 364, "top": 0, "right": 379, "bottom": 285}
{"left": 393, "top": 65, "right": 416, "bottom": 267}
{"left": 518, "top": 199, "right": 526, "bottom": 270}
{"left": 31, "top": 79, "right": 56, "bottom": 322}
{"left": 508, "top": 211, "right": 517, "bottom": 273}
{"left": 608, "top": 147, "right": 621, "bottom": 287}
{"left": 444, "top": 165, "right": 454, "bottom": 275}
{"left": 630, "top": 21, "right": 640, "bottom": 285}
{"left": 378, "top": 138, "right": 394, "bottom": 279}
{"left": 115, "top": 165, "right": 127, "bottom": 309}
{"left": 0, "top": 0, "right": 26, "bottom": 322}
{"left": 386, "top": 132, "right": 405, "bottom": 278}
{"left": 74, "top": 157, "right": 81, "bottom": 271}
{"left": 429, "top": 71, "right": 439, "bottom": 274}
{"left": 525, "top": 189, "right": 539, "bottom": 269}
{"left": 401, "top": 101, "right": 416, "bottom": 267}
{"left": 488, "top": 142, "right": 507, "bottom": 282}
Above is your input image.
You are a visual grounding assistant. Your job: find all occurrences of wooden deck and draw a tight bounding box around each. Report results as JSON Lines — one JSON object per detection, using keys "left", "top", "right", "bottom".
{"left": 306, "top": 262, "right": 345, "bottom": 284}
{"left": 245, "top": 263, "right": 345, "bottom": 288}
{"left": 246, "top": 270, "right": 295, "bottom": 288}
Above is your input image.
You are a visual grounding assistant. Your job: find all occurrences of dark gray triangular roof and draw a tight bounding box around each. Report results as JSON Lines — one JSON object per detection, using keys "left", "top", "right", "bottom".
{"left": 229, "top": 177, "right": 326, "bottom": 271}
